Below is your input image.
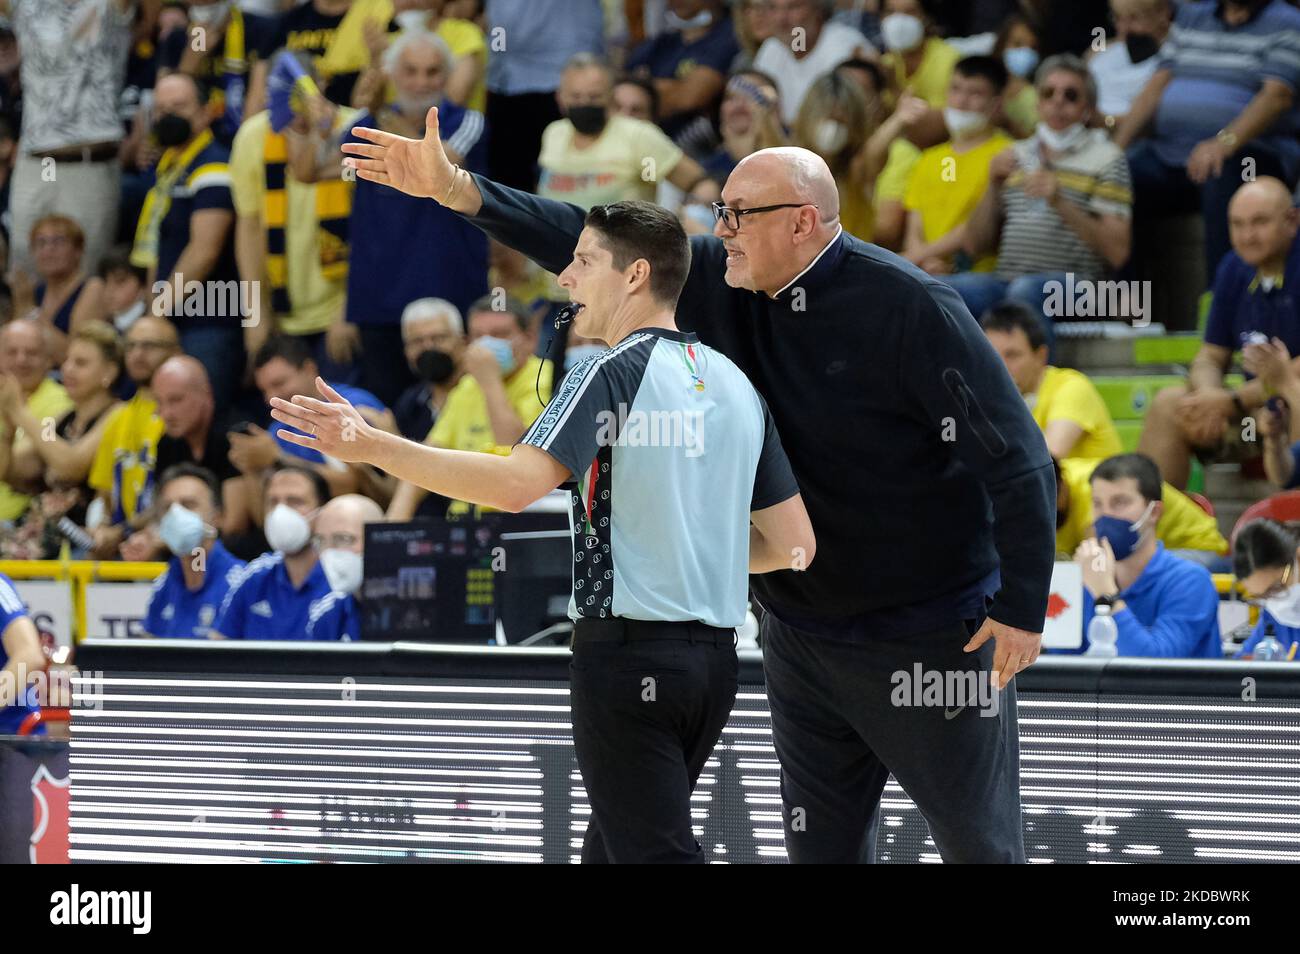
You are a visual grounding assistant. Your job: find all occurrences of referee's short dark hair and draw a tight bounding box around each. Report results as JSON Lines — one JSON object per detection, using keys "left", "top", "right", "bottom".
{"left": 158, "top": 463, "right": 221, "bottom": 511}
{"left": 1090, "top": 453, "right": 1162, "bottom": 506}
{"left": 980, "top": 301, "right": 1048, "bottom": 352}
{"left": 584, "top": 201, "right": 692, "bottom": 308}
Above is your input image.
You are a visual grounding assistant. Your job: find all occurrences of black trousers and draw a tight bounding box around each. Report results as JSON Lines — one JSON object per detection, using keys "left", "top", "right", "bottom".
{"left": 762, "top": 612, "right": 1024, "bottom": 863}
{"left": 485, "top": 90, "right": 561, "bottom": 192}
{"left": 568, "top": 617, "right": 738, "bottom": 864}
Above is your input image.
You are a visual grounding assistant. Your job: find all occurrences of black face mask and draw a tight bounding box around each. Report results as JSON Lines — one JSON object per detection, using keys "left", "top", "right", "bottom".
{"left": 566, "top": 104, "right": 608, "bottom": 136}
{"left": 153, "top": 113, "right": 192, "bottom": 147}
{"left": 416, "top": 348, "right": 456, "bottom": 384}
{"left": 1125, "top": 32, "right": 1160, "bottom": 64}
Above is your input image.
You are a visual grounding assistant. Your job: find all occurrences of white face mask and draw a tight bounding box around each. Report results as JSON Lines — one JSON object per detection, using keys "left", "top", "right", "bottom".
{"left": 190, "top": 1, "right": 232, "bottom": 25}
{"left": 320, "top": 548, "right": 364, "bottom": 595}
{"left": 264, "top": 503, "right": 313, "bottom": 555}
{"left": 943, "top": 106, "right": 989, "bottom": 138}
{"left": 880, "top": 13, "right": 925, "bottom": 52}
{"left": 813, "top": 118, "right": 849, "bottom": 155}
{"left": 1036, "top": 121, "right": 1089, "bottom": 153}
{"left": 394, "top": 10, "right": 428, "bottom": 32}
{"left": 1262, "top": 563, "right": 1300, "bottom": 627}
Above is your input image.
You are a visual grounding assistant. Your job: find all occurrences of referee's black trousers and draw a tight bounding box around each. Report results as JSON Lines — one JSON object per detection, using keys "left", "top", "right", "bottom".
{"left": 762, "top": 612, "right": 1025, "bottom": 863}
{"left": 569, "top": 618, "right": 738, "bottom": 864}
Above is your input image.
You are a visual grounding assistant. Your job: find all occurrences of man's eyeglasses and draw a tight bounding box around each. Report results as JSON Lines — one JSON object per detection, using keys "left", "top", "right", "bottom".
{"left": 711, "top": 201, "right": 815, "bottom": 232}
{"left": 125, "top": 339, "right": 174, "bottom": 352}
{"left": 1039, "top": 85, "right": 1082, "bottom": 103}
{"left": 313, "top": 532, "right": 360, "bottom": 551}
{"left": 1244, "top": 561, "right": 1294, "bottom": 602}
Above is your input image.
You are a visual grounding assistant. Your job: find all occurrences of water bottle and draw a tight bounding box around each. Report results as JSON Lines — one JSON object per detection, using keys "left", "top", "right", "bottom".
{"left": 1086, "top": 603, "right": 1119, "bottom": 657}
{"left": 1254, "top": 624, "right": 1285, "bottom": 662}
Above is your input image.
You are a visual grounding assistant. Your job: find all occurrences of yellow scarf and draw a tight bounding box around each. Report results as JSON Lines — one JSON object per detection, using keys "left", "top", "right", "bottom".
{"left": 131, "top": 129, "right": 215, "bottom": 270}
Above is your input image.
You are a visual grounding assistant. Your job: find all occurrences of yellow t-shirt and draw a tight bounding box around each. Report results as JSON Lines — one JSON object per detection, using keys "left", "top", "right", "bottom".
{"left": 1003, "top": 83, "right": 1038, "bottom": 138}
{"left": 537, "top": 114, "right": 684, "bottom": 210}
{"left": 882, "top": 37, "right": 961, "bottom": 109}
{"left": 1056, "top": 457, "right": 1228, "bottom": 556}
{"left": 874, "top": 137, "right": 921, "bottom": 208}
{"left": 904, "top": 131, "right": 1014, "bottom": 272}
{"left": 229, "top": 109, "right": 358, "bottom": 336}
{"left": 88, "top": 393, "right": 166, "bottom": 525}
{"left": 1033, "top": 366, "right": 1122, "bottom": 462}
{"left": 837, "top": 174, "right": 874, "bottom": 242}
{"left": 0, "top": 378, "right": 75, "bottom": 521}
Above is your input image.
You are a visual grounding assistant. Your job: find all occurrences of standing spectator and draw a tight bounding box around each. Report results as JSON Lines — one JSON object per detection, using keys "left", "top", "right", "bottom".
{"left": 1088, "top": 0, "right": 1173, "bottom": 131}
{"left": 1140, "top": 177, "right": 1300, "bottom": 489}
{"left": 877, "top": 0, "right": 958, "bottom": 109}
{"left": 483, "top": 0, "right": 604, "bottom": 191}
{"left": 86, "top": 314, "right": 181, "bottom": 556}
{"left": 392, "top": 297, "right": 466, "bottom": 442}
{"left": 753, "top": 0, "right": 873, "bottom": 125}
{"left": 2, "top": 0, "right": 135, "bottom": 274}
{"left": 1073, "top": 453, "right": 1222, "bottom": 658}
{"left": 8, "top": 215, "right": 106, "bottom": 359}
{"left": 959, "top": 55, "right": 1132, "bottom": 337}
{"left": 157, "top": 0, "right": 275, "bottom": 147}
{"left": 902, "top": 55, "right": 1013, "bottom": 275}
{"left": 0, "top": 320, "right": 73, "bottom": 522}
{"left": 305, "top": 493, "right": 386, "bottom": 640}
{"left": 732, "top": 0, "right": 776, "bottom": 71}
{"left": 1116, "top": 0, "right": 1300, "bottom": 282}
{"left": 1232, "top": 519, "right": 1300, "bottom": 659}
{"left": 342, "top": 29, "right": 488, "bottom": 407}
{"left": 142, "top": 463, "right": 246, "bottom": 639}
{"left": 699, "top": 69, "right": 786, "bottom": 184}
{"left": 363, "top": 0, "right": 488, "bottom": 113}
{"left": 132, "top": 73, "right": 243, "bottom": 417}
{"left": 625, "top": 0, "right": 739, "bottom": 144}
{"left": 982, "top": 302, "right": 1122, "bottom": 461}
{"left": 537, "top": 54, "right": 711, "bottom": 210}
{"left": 992, "top": 12, "right": 1042, "bottom": 139}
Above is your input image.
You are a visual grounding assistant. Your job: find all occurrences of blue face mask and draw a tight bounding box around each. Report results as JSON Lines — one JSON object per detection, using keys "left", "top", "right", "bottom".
{"left": 564, "top": 344, "right": 606, "bottom": 371}
{"left": 475, "top": 335, "right": 517, "bottom": 375}
{"left": 1093, "top": 501, "right": 1156, "bottom": 561}
{"left": 159, "top": 502, "right": 209, "bottom": 558}
{"left": 1003, "top": 47, "right": 1039, "bottom": 79}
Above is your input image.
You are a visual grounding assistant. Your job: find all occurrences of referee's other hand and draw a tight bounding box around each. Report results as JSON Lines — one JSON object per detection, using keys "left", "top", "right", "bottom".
{"left": 269, "top": 377, "right": 381, "bottom": 465}
{"left": 964, "top": 617, "right": 1042, "bottom": 690}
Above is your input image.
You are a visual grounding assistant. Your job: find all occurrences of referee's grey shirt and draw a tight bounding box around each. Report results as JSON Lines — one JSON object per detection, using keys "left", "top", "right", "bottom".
{"left": 522, "top": 326, "right": 798, "bottom": 629}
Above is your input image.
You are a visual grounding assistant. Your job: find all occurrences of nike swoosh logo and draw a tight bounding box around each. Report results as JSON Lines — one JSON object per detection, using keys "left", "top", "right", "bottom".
{"left": 944, "top": 706, "right": 966, "bottom": 720}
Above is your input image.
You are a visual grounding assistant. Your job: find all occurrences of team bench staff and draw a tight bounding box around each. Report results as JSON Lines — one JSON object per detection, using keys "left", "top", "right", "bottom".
{"left": 270, "top": 200, "right": 815, "bottom": 864}
{"left": 338, "top": 108, "right": 1058, "bottom": 864}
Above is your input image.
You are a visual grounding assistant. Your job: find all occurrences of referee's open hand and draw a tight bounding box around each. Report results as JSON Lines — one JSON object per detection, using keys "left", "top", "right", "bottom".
{"left": 342, "top": 106, "right": 453, "bottom": 201}
{"left": 964, "top": 617, "right": 1042, "bottom": 690}
{"left": 269, "top": 377, "right": 380, "bottom": 465}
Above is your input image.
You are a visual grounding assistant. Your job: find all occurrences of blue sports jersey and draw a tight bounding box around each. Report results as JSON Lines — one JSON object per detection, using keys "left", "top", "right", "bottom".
{"left": 144, "top": 541, "right": 246, "bottom": 638}
{"left": 0, "top": 573, "right": 42, "bottom": 736}
{"left": 305, "top": 591, "right": 361, "bottom": 641}
{"left": 270, "top": 381, "right": 386, "bottom": 465}
{"left": 212, "top": 552, "right": 335, "bottom": 640}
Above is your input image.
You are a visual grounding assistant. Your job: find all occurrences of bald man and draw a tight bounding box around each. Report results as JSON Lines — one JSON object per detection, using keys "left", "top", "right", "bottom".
{"left": 0, "top": 320, "right": 73, "bottom": 521}
{"left": 1139, "top": 176, "right": 1300, "bottom": 490}
{"left": 305, "top": 494, "right": 386, "bottom": 641}
{"left": 343, "top": 112, "right": 1058, "bottom": 863}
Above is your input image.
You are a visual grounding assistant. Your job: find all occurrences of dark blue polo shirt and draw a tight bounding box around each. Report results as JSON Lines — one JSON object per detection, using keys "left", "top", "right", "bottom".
{"left": 212, "top": 551, "right": 335, "bottom": 640}
{"left": 1203, "top": 236, "right": 1300, "bottom": 373}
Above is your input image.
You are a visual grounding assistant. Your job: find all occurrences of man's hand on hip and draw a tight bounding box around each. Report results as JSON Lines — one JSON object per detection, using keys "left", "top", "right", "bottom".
{"left": 965, "top": 618, "right": 1042, "bottom": 690}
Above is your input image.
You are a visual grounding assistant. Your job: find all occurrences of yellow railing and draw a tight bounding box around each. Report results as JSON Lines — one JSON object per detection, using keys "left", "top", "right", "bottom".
{"left": 0, "top": 560, "right": 166, "bottom": 643}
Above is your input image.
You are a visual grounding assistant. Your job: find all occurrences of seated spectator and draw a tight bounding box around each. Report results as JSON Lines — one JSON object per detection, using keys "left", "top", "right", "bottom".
{"left": 699, "top": 69, "right": 787, "bottom": 185}
{"left": 612, "top": 76, "right": 658, "bottom": 124}
{"left": 156, "top": 0, "right": 274, "bottom": 147}
{"left": 97, "top": 247, "right": 149, "bottom": 334}
{"left": 87, "top": 315, "right": 182, "bottom": 558}
{"left": 992, "top": 12, "right": 1042, "bottom": 139}
{"left": 877, "top": 0, "right": 959, "bottom": 111}
{"left": 393, "top": 297, "right": 467, "bottom": 443}
{"left": 0, "top": 571, "right": 46, "bottom": 736}
{"left": 792, "top": 71, "right": 885, "bottom": 242}
{"left": 902, "top": 55, "right": 1014, "bottom": 274}
{"left": 305, "top": 493, "right": 387, "bottom": 640}
{"left": 388, "top": 294, "right": 551, "bottom": 518}
{"left": 625, "top": 0, "right": 739, "bottom": 146}
{"left": 1140, "top": 177, "right": 1299, "bottom": 489}
{"left": 981, "top": 302, "right": 1122, "bottom": 461}
{"left": 754, "top": 0, "right": 873, "bottom": 126}
{"left": 1233, "top": 518, "right": 1300, "bottom": 659}
{"left": 0, "top": 321, "right": 123, "bottom": 559}
{"left": 1115, "top": 0, "right": 1300, "bottom": 282}
{"left": 0, "top": 321, "right": 74, "bottom": 524}
{"left": 4, "top": 0, "right": 134, "bottom": 275}
{"left": 1087, "top": 0, "right": 1172, "bottom": 132}
{"left": 231, "top": 52, "right": 361, "bottom": 388}
{"left": 341, "top": 29, "right": 488, "bottom": 408}
{"left": 1055, "top": 454, "right": 1227, "bottom": 560}
{"left": 732, "top": 0, "right": 777, "bottom": 71}
{"left": 142, "top": 464, "right": 246, "bottom": 639}
{"left": 958, "top": 54, "right": 1132, "bottom": 338}
{"left": 364, "top": 0, "right": 488, "bottom": 113}
{"left": 7, "top": 215, "right": 105, "bottom": 360}
{"left": 132, "top": 73, "right": 243, "bottom": 417}
{"left": 537, "top": 54, "right": 712, "bottom": 210}
{"left": 1073, "top": 453, "right": 1222, "bottom": 657}
{"left": 211, "top": 463, "right": 334, "bottom": 640}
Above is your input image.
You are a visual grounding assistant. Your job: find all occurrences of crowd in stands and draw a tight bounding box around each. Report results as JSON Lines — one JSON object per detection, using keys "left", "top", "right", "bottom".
{"left": 0, "top": 0, "right": 1298, "bottom": 660}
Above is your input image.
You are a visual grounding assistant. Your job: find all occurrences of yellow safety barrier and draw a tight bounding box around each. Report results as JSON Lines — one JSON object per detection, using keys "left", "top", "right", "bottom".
{"left": 0, "top": 560, "right": 167, "bottom": 643}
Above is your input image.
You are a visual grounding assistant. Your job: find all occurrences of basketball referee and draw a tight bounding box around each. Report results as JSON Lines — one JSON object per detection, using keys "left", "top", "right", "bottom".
{"left": 268, "top": 200, "right": 815, "bottom": 864}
